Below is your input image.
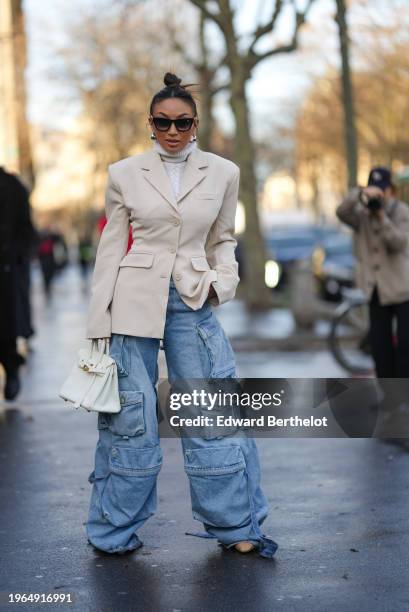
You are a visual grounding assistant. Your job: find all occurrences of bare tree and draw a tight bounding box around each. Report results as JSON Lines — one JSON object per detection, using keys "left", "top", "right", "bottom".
{"left": 295, "top": 29, "right": 409, "bottom": 208}
{"left": 52, "top": 1, "right": 183, "bottom": 201}
{"left": 166, "top": 8, "right": 228, "bottom": 151}
{"left": 188, "top": 0, "right": 315, "bottom": 309}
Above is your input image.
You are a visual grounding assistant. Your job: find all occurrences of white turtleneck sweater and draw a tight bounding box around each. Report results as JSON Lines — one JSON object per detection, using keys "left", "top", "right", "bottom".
{"left": 154, "top": 139, "right": 220, "bottom": 301}
{"left": 154, "top": 140, "right": 197, "bottom": 200}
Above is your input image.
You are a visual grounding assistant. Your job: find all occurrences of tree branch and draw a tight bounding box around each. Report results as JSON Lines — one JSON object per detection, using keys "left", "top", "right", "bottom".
{"left": 248, "top": 0, "right": 284, "bottom": 56}
{"left": 247, "top": 0, "right": 315, "bottom": 68}
{"left": 189, "top": 0, "right": 223, "bottom": 28}
{"left": 166, "top": 8, "right": 227, "bottom": 103}
{"left": 210, "top": 82, "right": 229, "bottom": 96}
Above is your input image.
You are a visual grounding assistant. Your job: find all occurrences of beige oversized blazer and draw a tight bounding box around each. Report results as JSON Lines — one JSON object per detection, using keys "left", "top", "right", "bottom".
{"left": 85, "top": 146, "right": 240, "bottom": 339}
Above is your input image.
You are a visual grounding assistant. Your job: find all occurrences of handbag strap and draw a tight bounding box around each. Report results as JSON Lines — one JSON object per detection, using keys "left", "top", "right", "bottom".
{"left": 90, "top": 338, "right": 110, "bottom": 361}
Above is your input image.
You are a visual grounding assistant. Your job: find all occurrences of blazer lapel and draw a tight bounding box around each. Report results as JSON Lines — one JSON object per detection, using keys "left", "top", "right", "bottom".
{"left": 177, "top": 147, "right": 208, "bottom": 203}
{"left": 140, "top": 150, "right": 179, "bottom": 213}
{"left": 139, "top": 147, "right": 209, "bottom": 213}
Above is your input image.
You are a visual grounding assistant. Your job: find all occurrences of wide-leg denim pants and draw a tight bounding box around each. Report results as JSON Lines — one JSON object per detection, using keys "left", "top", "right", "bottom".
{"left": 86, "top": 278, "right": 277, "bottom": 559}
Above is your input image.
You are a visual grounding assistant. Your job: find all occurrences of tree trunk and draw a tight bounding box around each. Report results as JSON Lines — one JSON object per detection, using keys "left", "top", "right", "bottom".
{"left": 190, "top": 0, "right": 314, "bottom": 310}
{"left": 335, "top": 0, "right": 358, "bottom": 189}
{"left": 197, "top": 74, "right": 213, "bottom": 151}
{"left": 197, "top": 13, "right": 213, "bottom": 151}
{"left": 11, "top": 0, "right": 34, "bottom": 190}
{"left": 229, "top": 66, "right": 273, "bottom": 309}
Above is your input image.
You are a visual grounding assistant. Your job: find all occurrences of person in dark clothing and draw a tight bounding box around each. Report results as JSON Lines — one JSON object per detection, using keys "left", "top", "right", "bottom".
{"left": 0, "top": 166, "right": 35, "bottom": 400}
{"left": 37, "top": 228, "right": 57, "bottom": 297}
{"left": 16, "top": 224, "right": 39, "bottom": 343}
{"left": 77, "top": 233, "right": 94, "bottom": 287}
{"left": 37, "top": 228, "right": 69, "bottom": 298}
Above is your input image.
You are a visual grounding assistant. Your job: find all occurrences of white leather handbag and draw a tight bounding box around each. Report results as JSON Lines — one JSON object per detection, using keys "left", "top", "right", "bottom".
{"left": 59, "top": 339, "right": 121, "bottom": 413}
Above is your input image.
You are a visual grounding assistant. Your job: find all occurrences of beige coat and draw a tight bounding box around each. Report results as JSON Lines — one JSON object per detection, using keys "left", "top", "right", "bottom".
{"left": 336, "top": 188, "right": 409, "bottom": 305}
{"left": 86, "top": 147, "right": 240, "bottom": 339}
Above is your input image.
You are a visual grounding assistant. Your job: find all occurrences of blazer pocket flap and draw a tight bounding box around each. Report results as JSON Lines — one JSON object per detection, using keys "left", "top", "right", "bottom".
{"left": 119, "top": 252, "right": 155, "bottom": 268}
{"left": 191, "top": 256, "right": 210, "bottom": 271}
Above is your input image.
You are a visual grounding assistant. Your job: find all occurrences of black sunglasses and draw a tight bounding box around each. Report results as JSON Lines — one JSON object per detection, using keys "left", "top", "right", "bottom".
{"left": 151, "top": 116, "right": 195, "bottom": 132}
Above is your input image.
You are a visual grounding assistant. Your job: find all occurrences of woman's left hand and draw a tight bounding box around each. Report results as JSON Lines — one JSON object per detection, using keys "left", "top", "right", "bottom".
{"left": 208, "top": 284, "right": 217, "bottom": 299}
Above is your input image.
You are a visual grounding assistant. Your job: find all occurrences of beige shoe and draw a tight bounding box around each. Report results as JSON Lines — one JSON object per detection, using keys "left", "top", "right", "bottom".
{"left": 234, "top": 541, "right": 256, "bottom": 553}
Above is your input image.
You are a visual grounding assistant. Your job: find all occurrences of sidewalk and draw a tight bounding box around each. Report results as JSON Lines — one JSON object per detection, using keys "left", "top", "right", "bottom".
{"left": 1, "top": 409, "right": 408, "bottom": 611}
{"left": 1, "top": 264, "right": 407, "bottom": 611}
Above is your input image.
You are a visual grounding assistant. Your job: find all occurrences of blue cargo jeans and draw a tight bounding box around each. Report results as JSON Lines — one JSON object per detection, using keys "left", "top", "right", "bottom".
{"left": 85, "top": 278, "right": 278, "bottom": 559}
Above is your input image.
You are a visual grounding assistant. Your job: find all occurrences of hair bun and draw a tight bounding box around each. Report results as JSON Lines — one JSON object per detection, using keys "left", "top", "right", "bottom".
{"left": 164, "top": 72, "right": 182, "bottom": 88}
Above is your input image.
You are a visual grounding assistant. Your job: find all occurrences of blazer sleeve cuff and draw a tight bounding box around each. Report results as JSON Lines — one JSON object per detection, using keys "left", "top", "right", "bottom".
{"left": 208, "top": 265, "right": 240, "bottom": 306}
{"left": 85, "top": 306, "right": 112, "bottom": 339}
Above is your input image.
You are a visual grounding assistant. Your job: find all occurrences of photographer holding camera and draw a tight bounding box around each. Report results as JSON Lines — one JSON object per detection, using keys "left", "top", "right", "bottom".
{"left": 336, "top": 166, "right": 409, "bottom": 378}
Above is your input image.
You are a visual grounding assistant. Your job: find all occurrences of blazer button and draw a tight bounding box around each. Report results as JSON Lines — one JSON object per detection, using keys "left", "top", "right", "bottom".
{"left": 175, "top": 273, "right": 182, "bottom": 280}
{"left": 173, "top": 219, "right": 180, "bottom": 226}
{"left": 169, "top": 247, "right": 176, "bottom": 253}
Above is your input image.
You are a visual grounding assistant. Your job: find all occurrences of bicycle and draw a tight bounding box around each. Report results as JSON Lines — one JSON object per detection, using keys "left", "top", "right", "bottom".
{"left": 328, "top": 287, "right": 375, "bottom": 376}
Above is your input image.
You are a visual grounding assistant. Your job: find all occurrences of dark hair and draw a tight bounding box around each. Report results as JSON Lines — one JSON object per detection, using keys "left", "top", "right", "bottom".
{"left": 149, "top": 72, "right": 198, "bottom": 116}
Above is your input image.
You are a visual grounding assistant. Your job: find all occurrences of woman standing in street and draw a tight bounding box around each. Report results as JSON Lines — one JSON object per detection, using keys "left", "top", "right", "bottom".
{"left": 84, "top": 72, "right": 278, "bottom": 560}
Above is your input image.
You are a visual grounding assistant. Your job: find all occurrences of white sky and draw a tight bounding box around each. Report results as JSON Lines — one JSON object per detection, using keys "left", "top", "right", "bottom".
{"left": 23, "top": 0, "right": 396, "bottom": 138}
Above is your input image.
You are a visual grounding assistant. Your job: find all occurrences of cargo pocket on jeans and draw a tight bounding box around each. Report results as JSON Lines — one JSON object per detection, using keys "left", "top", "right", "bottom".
{"left": 196, "top": 314, "right": 237, "bottom": 378}
{"left": 184, "top": 445, "right": 251, "bottom": 528}
{"left": 100, "top": 444, "right": 162, "bottom": 527}
{"left": 108, "top": 390, "right": 145, "bottom": 437}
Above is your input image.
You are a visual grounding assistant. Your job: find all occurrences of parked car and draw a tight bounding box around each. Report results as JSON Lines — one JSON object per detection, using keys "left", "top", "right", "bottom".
{"left": 235, "top": 224, "right": 344, "bottom": 291}
{"left": 312, "top": 232, "right": 355, "bottom": 301}
{"left": 264, "top": 225, "right": 339, "bottom": 288}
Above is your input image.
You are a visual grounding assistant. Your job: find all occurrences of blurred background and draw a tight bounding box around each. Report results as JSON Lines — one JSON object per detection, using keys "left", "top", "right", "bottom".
{"left": 1, "top": 0, "right": 409, "bottom": 393}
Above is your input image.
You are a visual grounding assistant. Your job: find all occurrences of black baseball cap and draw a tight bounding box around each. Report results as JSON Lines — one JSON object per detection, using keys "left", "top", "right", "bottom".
{"left": 367, "top": 166, "right": 393, "bottom": 191}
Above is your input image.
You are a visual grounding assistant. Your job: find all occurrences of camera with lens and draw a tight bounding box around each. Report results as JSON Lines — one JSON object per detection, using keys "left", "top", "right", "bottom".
{"left": 366, "top": 197, "right": 383, "bottom": 211}
{"left": 359, "top": 190, "right": 384, "bottom": 212}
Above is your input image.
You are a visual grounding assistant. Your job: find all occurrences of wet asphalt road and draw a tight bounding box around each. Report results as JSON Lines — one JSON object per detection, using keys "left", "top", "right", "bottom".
{"left": 0, "top": 264, "right": 408, "bottom": 612}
